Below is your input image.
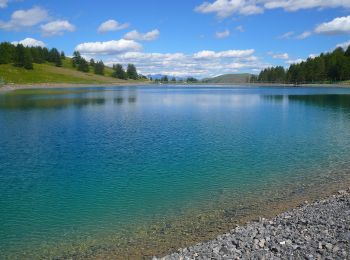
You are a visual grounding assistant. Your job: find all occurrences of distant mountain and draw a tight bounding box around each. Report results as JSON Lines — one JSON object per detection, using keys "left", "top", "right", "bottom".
{"left": 202, "top": 73, "right": 254, "bottom": 84}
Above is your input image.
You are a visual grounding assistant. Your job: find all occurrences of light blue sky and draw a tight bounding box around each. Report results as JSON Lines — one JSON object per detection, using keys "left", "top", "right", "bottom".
{"left": 1, "top": 0, "right": 350, "bottom": 77}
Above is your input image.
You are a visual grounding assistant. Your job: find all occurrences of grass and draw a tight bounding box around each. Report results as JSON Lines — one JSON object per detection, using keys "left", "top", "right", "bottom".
{"left": 0, "top": 59, "right": 147, "bottom": 85}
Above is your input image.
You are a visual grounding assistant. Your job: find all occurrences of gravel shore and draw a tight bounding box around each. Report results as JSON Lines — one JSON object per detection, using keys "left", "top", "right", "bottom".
{"left": 156, "top": 188, "right": 350, "bottom": 259}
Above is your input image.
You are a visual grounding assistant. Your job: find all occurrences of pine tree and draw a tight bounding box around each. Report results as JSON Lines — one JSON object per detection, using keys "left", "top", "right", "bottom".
{"left": 72, "top": 51, "right": 81, "bottom": 68}
{"left": 77, "top": 58, "right": 89, "bottom": 72}
{"left": 48, "top": 48, "right": 62, "bottom": 67}
{"left": 90, "top": 58, "right": 95, "bottom": 67}
{"left": 14, "top": 44, "right": 26, "bottom": 67}
{"left": 0, "top": 42, "right": 15, "bottom": 64}
{"left": 113, "top": 64, "right": 126, "bottom": 79}
{"left": 161, "top": 75, "right": 168, "bottom": 82}
{"left": 126, "top": 64, "right": 138, "bottom": 79}
{"left": 23, "top": 48, "right": 33, "bottom": 70}
{"left": 94, "top": 60, "right": 104, "bottom": 75}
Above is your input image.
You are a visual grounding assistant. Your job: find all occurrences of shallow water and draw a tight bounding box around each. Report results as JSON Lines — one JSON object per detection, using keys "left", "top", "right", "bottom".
{"left": 1, "top": 86, "right": 350, "bottom": 259}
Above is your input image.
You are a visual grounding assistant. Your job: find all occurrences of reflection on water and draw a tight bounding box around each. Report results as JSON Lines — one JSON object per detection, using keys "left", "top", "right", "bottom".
{"left": 1, "top": 86, "right": 350, "bottom": 259}
{"left": 0, "top": 88, "right": 137, "bottom": 109}
{"left": 288, "top": 94, "right": 350, "bottom": 109}
{"left": 262, "top": 93, "right": 350, "bottom": 109}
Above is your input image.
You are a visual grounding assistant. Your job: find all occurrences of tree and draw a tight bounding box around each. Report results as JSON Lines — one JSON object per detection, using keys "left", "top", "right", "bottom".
{"left": 90, "top": 58, "right": 95, "bottom": 67}
{"left": 42, "top": 47, "right": 49, "bottom": 61}
{"left": 48, "top": 48, "right": 62, "bottom": 67}
{"left": 30, "top": 47, "right": 44, "bottom": 64}
{"left": 171, "top": 77, "right": 176, "bottom": 82}
{"left": 0, "top": 42, "right": 15, "bottom": 64}
{"left": 23, "top": 48, "right": 33, "bottom": 70}
{"left": 345, "top": 46, "right": 350, "bottom": 57}
{"left": 94, "top": 60, "right": 104, "bottom": 75}
{"left": 60, "top": 51, "right": 66, "bottom": 59}
{"left": 186, "top": 77, "right": 198, "bottom": 83}
{"left": 127, "top": 63, "right": 138, "bottom": 79}
{"left": 14, "top": 44, "right": 26, "bottom": 67}
{"left": 112, "top": 64, "right": 126, "bottom": 79}
{"left": 161, "top": 75, "right": 168, "bottom": 82}
{"left": 250, "top": 75, "right": 258, "bottom": 83}
{"left": 77, "top": 58, "right": 89, "bottom": 72}
{"left": 72, "top": 51, "right": 81, "bottom": 68}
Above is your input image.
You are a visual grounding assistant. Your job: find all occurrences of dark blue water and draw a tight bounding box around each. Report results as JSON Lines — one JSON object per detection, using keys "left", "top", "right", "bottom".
{"left": 1, "top": 86, "right": 350, "bottom": 258}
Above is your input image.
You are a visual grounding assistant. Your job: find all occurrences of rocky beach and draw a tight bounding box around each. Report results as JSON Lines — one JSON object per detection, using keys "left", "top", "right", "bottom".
{"left": 157, "top": 189, "right": 350, "bottom": 259}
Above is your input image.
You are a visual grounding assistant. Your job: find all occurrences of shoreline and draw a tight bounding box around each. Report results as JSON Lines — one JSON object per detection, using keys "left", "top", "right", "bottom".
{"left": 0, "top": 82, "right": 151, "bottom": 93}
{"left": 157, "top": 188, "right": 350, "bottom": 259}
{"left": 1, "top": 82, "right": 350, "bottom": 93}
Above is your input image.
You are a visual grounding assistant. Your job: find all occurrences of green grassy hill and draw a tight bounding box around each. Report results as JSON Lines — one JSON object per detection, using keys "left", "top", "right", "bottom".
{"left": 0, "top": 58, "right": 147, "bottom": 85}
{"left": 202, "top": 73, "right": 254, "bottom": 84}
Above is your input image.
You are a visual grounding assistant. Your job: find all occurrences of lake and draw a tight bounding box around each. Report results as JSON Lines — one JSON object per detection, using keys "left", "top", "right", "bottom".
{"left": 1, "top": 86, "right": 350, "bottom": 259}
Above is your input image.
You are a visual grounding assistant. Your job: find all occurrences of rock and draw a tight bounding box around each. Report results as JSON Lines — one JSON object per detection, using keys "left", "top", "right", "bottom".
{"left": 332, "top": 245, "right": 339, "bottom": 253}
{"left": 156, "top": 191, "right": 350, "bottom": 260}
{"left": 325, "top": 243, "right": 333, "bottom": 251}
{"left": 258, "top": 239, "right": 265, "bottom": 248}
{"left": 219, "top": 246, "right": 230, "bottom": 255}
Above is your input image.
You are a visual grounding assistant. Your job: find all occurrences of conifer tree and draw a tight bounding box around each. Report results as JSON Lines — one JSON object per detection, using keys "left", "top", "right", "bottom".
{"left": 126, "top": 64, "right": 138, "bottom": 79}
{"left": 113, "top": 64, "right": 126, "bottom": 79}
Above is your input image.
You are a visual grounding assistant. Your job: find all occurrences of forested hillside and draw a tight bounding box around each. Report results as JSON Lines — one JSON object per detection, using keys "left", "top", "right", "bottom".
{"left": 0, "top": 42, "right": 147, "bottom": 84}
{"left": 251, "top": 46, "right": 350, "bottom": 84}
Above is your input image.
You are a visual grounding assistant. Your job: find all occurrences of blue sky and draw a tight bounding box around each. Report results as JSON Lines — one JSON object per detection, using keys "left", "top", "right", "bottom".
{"left": 1, "top": 0, "right": 350, "bottom": 77}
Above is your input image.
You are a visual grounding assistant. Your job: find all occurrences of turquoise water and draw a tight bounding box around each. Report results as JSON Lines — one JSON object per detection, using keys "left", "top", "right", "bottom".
{"left": 1, "top": 86, "right": 350, "bottom": 258}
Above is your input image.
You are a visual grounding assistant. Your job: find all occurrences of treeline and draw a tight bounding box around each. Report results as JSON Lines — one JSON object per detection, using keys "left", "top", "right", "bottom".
{"left": 0, "top": 42, "right": 144, "bottom": 79}
{"left": 72, "top": 51, "right": 145, "bottom": 79}
{"left": 151, "top": 76, "right": 199, "bottom": 83}
{"left": 111, "top": 63, "right": 145, "bottom": 80}
{"left": 251, "top": 46, "right": 350, "bottom": 84}
{"left": 71, "top": 51, "right": 105, "bottom": 75}
{"left": 0, "top": 42, "right": 64, "bottom": 69}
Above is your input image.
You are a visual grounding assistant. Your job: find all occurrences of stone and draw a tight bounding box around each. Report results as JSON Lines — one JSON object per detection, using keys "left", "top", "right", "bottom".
{"left": 156, "top": 190, "right": 350, "bottom": 260}
{"left": 258, "top": 239, "right": 265, "bottom": 248}
{"left": 325, "top": 243, "right": 333, "bottom": 251}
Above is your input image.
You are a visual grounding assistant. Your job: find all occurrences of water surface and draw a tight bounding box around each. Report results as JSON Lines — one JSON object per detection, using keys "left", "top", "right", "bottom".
{"left": 1, "top": 86, "right": 350, "bottom": 259}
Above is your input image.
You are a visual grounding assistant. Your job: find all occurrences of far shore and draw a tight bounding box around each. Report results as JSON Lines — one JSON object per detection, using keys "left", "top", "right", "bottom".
{"left": 1, "top": 81, "right": 350, "bottom": 93}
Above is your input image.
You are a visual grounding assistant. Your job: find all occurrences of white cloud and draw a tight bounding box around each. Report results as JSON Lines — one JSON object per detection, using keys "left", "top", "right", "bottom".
{"left": 41, "top": 20, "right": 75, "bottom": 36}
{"left": 123, "top": 29, "right": 160, "bottom": 41}
{"left": 264, "top": 0, "right": 350, "bottom": 12}
{"left": 236, "top": 25, "right": 244, "bottom": 32}
{"left": 315, "top": 15, "right": 350, "bottom": 35}
{"left": 0, "top": 6, "right": 48, "bottom": 30}
{"left": 336, "top": 40, "right": 350, "bottom": 49}
{"left": 296, "top": 31, "right": 312, "bottom": 39}
{"left": 195, "top": 0, "right": 350, "bottom": 18}
{"left": 193, "top": 49, "right": 255, "bottom": 59}
{"left": 270, "top": 52, "right": 289, "bottom": 59}
{"left": 286, "top": 58, "right": 305, "bottom": 64}
{"left": 100, "top": 48, "right": 267, "bottom": 78}
{"left": 11, "top": 37, "right": 46, "bottom": 47}
{"left": 0, "top": 0, "right": 8, "bottom": 8}
{"left": 75, "top": 39, "right": 142, "bottom": 55}
{"left": 278, "top": 31, "right": 294, "bottom": 39}
{"left": 97, "top": 19, "right": 129, "bottom": 33}
{"left": 309, "top": 54, "right": 317, "bottom": 58}
{"left": 215, "top": 29, "right": 230, "bottom": 38}
{"left": 195, "top": 0, "right": 263, "bottom": 18}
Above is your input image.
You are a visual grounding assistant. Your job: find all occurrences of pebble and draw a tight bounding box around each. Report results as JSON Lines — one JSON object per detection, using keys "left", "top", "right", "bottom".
{"left": 155, "top": 189, "right": 350, "bottom": 260}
